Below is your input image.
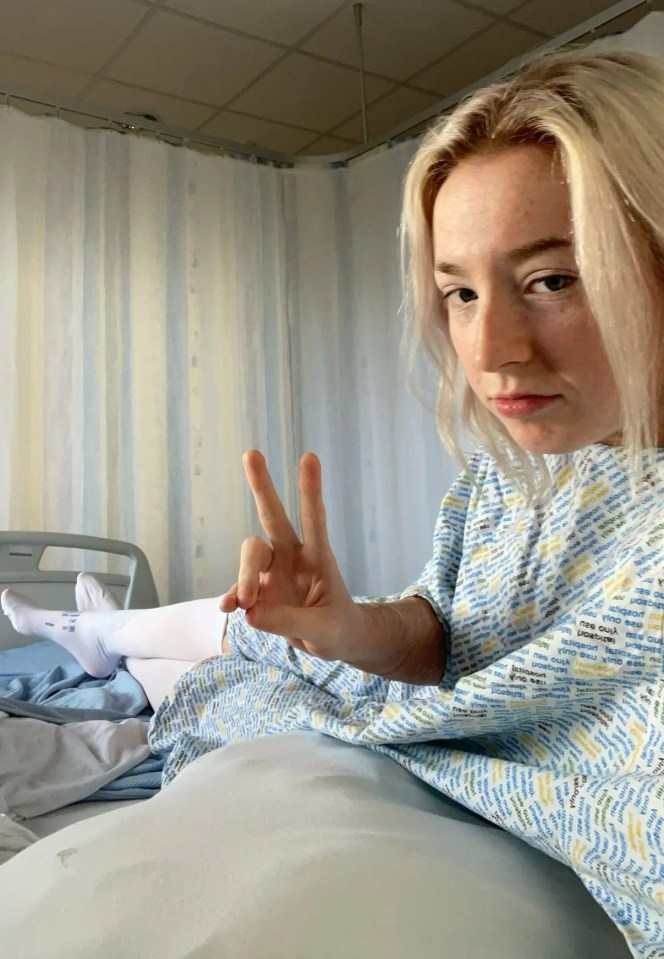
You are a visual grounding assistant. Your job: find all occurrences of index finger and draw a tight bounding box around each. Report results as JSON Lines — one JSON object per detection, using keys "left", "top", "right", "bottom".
{"left": 243, "top": 449, "right": 300, "bottom": 548}
{"left": 298, "top": 452, "right": 330, "bottom": 549}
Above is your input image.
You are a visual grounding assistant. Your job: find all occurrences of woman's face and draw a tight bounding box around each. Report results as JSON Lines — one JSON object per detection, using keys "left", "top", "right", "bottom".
{"left": 431, "top": 144, "right": 623, "bottom": 454}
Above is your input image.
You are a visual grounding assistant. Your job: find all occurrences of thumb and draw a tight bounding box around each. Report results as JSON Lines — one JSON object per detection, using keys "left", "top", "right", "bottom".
{"left": 245, "top": 601, "right": 325, "bottom": 644}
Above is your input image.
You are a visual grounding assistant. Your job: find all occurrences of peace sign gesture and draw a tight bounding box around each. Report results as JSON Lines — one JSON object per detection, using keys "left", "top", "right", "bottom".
{"left": 220, "top": 450, "right": 364, "bottom": 661}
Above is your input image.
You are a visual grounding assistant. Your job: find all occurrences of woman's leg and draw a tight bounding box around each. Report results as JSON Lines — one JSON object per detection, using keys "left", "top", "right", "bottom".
{"left": 124, "top": 657, "right": 196, "bottom": 711}
{"left": 81, "top": 571, "right": 204, "bottom": 709}
{"left": 1, "top": 580, "right": 227, "bottom": 679}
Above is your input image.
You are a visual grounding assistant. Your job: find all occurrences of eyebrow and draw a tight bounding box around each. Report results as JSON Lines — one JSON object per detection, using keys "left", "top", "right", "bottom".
{"left": 434, "top": 236, "right": 573, "bottom": 276}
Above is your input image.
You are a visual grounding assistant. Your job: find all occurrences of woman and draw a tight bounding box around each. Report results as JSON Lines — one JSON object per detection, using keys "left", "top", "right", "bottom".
{"left": 3, "top": 47, "right": 663, "bottom": 955}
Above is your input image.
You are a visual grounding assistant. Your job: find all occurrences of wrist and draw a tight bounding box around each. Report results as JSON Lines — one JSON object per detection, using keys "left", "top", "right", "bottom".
{"left": 350, "top": 598, "right": 446, "bottom": 684}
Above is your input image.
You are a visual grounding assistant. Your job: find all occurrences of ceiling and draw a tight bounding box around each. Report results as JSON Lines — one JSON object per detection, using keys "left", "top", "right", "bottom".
{"left": 0, "top": 0, "right": 654, "bottom": 162}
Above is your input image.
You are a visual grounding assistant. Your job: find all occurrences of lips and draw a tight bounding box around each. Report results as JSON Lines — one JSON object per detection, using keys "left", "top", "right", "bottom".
{"left": 493, "top": 392, "right": 557, "bottom": 401}
{"left": 492, "top": 394, "right": 560, "bottom": 417}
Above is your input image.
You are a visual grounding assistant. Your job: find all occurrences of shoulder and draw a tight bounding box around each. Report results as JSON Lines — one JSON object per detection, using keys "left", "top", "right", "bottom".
{"left": 462, "top": 448, "right": 522, "bottom": 500}
{"left": 436, "top": 449, "right": 507, "bottom": 528}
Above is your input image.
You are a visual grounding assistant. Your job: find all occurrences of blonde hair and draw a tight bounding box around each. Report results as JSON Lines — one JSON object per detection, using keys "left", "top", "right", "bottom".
{"left": 401, "top": 47, "right": 664, "bottom": 493}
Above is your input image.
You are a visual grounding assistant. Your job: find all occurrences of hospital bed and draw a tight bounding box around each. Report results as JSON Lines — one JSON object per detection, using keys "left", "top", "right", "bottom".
{"left": 0, "top": 531, "right": 160, "bottom": 838}
{"left": 0, "top": 531, "right": 631, "bottom": 958}
{"left": 0, "top": 530, "right": 160, "bottom": 647}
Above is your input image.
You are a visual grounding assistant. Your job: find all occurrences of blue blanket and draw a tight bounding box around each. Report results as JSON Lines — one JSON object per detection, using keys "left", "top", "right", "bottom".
{"left": 0, "top": 641, "right": 163, "bottom": 796}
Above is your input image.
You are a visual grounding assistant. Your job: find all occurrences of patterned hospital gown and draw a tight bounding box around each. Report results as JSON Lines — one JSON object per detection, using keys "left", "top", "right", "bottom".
{"left": 150, "top": 445, "right": 664, "bottom": 957}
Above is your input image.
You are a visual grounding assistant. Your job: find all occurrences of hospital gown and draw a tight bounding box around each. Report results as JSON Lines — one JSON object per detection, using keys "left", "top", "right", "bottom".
{"left": 150, "top": 444, "right": 664, "bottom": 957}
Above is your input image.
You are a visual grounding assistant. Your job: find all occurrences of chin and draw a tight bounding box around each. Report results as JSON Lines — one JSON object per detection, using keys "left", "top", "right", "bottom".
{"left": 505, "top": 426, "right": 590, "bottom": 455}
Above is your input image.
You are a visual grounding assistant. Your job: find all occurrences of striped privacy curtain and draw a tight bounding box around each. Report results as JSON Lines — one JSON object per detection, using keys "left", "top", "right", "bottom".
{"left": 0, "top": 105, "right": 455, "bottom": 604}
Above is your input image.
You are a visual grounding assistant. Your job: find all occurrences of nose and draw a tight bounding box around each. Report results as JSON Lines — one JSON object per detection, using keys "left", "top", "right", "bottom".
{"left": 472, "top": 292, "right": 534, "bottom": 371}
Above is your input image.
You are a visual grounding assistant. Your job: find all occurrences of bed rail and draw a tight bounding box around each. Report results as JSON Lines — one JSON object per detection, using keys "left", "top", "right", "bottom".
{"left": 0, "top": 531, "right": 159, "bottom": 649}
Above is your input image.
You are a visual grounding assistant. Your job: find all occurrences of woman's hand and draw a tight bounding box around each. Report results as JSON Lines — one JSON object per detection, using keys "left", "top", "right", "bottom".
{"left": 221, "top": 449, "right": 447, "bottom": 684}
{"left": 220, "top": 450, "right": 364, "bottom": 661}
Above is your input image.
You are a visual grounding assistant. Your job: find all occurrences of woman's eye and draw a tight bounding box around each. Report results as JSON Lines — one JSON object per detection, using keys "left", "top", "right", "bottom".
{"left": 443, "top": 287, "right": 477, "bottom": 306}
{"left": 530, "top": 274, "right": 575, "bottom": 294}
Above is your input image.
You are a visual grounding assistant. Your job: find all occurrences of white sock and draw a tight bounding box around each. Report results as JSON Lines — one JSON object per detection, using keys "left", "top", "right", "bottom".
{"left": 75, "top": 572, "right": 121, "bottom": 613}
{"left": 1, "top": 588, "right": 130, "bottom": 677}
{"left": 1, "top": 589, "right": 226, "bottom": 678}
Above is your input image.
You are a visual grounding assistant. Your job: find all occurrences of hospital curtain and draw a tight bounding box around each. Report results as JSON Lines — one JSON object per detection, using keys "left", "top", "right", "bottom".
{"left": 0, "top": 105, "right": 456, "bottom": 604}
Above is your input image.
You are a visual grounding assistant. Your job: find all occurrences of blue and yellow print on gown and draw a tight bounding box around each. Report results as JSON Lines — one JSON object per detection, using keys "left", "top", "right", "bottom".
{"left": 150, "top": 445, "right": 664, "bottom": 958}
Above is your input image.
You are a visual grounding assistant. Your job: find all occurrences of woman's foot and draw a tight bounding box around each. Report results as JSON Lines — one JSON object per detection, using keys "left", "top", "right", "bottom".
{"left": 75, "top": 572, "right": 121, "bottom": 613}
{"left": 1, "top": 588, "right": 122, "bottom": 677}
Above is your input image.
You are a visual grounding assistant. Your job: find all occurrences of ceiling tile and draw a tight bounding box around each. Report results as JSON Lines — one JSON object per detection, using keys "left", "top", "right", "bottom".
{"left": 107, "top": 10, "right": 284, "bottom": 103}
{"left": 165, "top": 0, "right": 348, "bottom": 46}
{"left": 85, "top": 79, "right": 216, "bottom": 129}
{"left": 333, "top": 85, "right": 440, "bottom": 141}
{"left": 413, "top": 21, "right": 542, "bottom": 96}
{"left": 230, "top": 53, "right": 393, "bottom": 131}
{"left": 0, "top": 52, "right": 90, "bottom": 98}
{"left": 301, "top": 0, "right": 491, "bottom": 81}
{"left": 510, "top": 0, "right": 620, "bottom": 37}
{"left": 200, "top": 110, "right": 318, "bottom": 153}
{"left": 297, "top": 134, "right": 357, "bottom": 156}
{"left": 0, "top": 0, "right": 147, "bottom": 73}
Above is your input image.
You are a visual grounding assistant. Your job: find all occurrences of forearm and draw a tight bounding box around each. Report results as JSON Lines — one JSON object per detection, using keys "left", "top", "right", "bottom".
{"left": 350, "top": 596, "right": 447, "bottom": 685}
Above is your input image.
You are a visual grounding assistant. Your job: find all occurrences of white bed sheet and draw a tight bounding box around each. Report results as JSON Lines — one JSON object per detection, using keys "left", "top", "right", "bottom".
{"left": 0, "top": 711, "right": 150, "bottom": 820}
{"left": 0, "top": 800, "right": 145, "bottom": 866}
{"left": 27, "top": 799, "right": 145, "bottom": 839}
{"left": 0, "top": 732, "right": 631, "bottom": 959}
